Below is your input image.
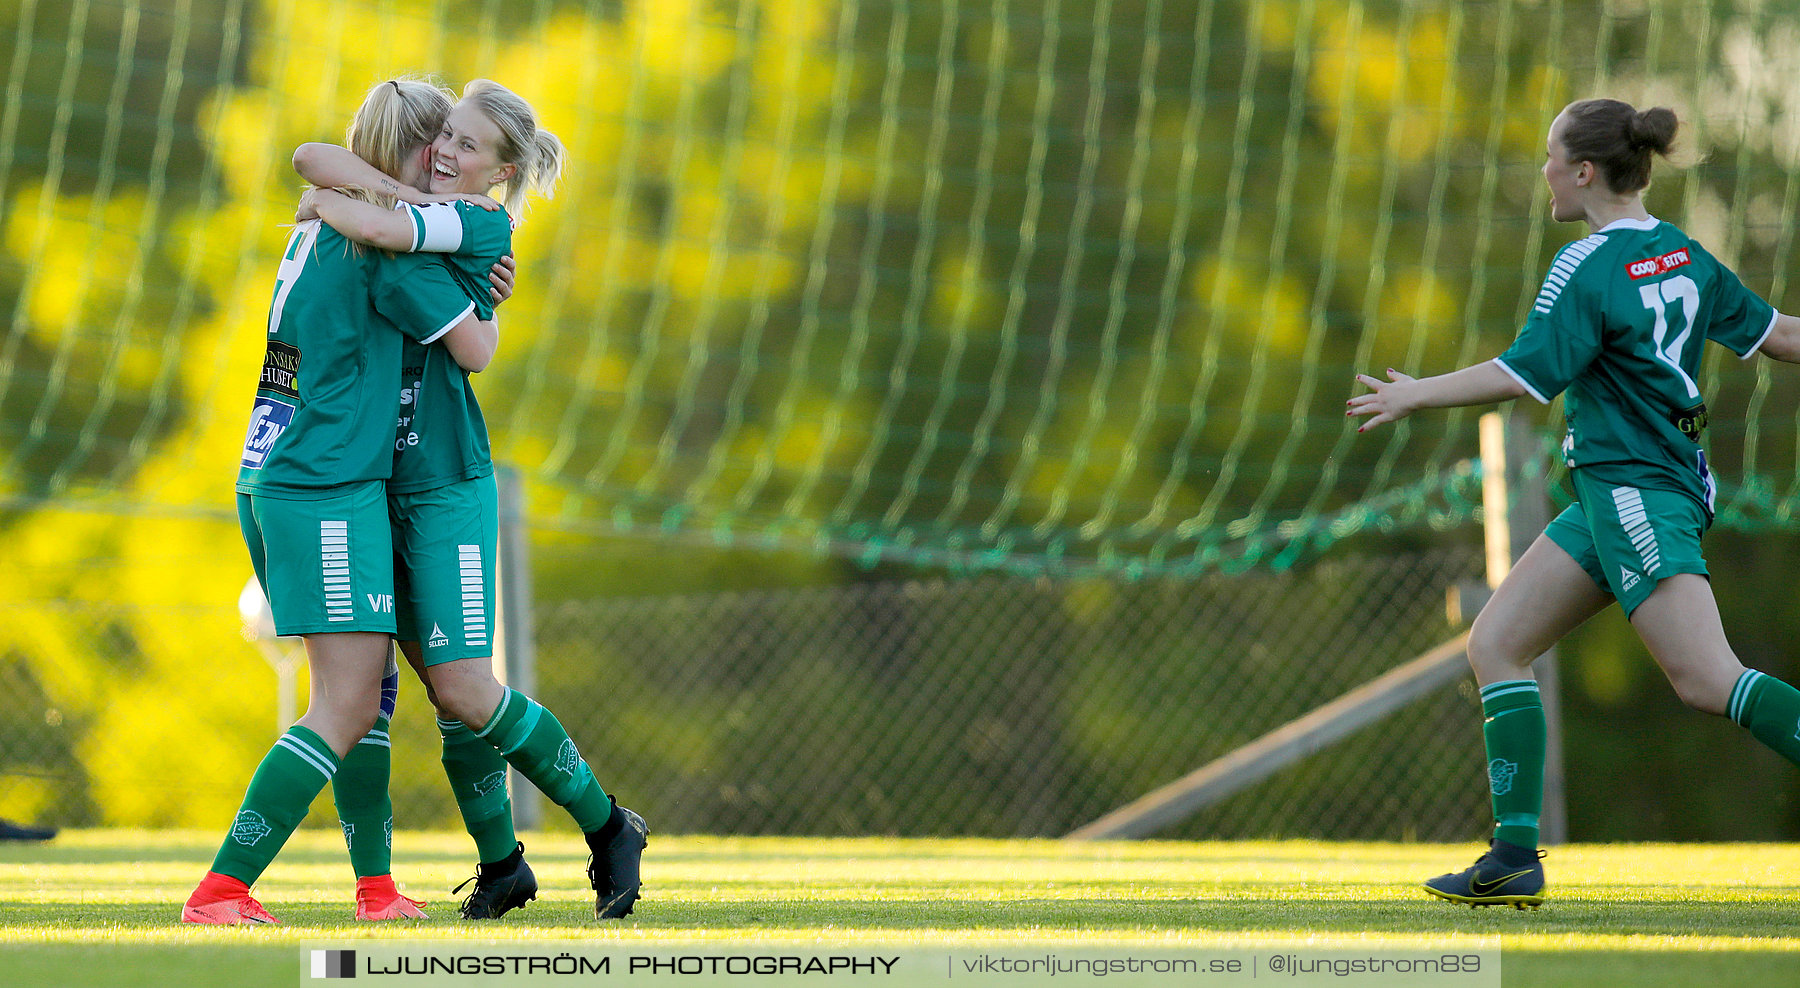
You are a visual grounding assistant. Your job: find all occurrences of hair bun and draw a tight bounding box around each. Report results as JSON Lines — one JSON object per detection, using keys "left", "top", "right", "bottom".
{"left": 1630, "top": 106, "right": 1679, "bottom": 155}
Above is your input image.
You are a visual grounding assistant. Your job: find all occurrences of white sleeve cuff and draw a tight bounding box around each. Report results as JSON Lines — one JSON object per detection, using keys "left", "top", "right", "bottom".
{"left": 419, "top": 301, "right": 476, "bottom": 345}
{"left": 1491, "top": 357, "right": 1550, "bottom": 404}
{"left": 1745, "top": 309, "right": 1779, "bottom": 359}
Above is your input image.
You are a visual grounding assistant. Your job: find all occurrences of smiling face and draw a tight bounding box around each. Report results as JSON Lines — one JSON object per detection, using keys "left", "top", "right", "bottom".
{"left": 1543, "top": 109, "right": 1591, "bottom": 224}
{"left": 429, "top": 102, "right": 516, "bottom": 196}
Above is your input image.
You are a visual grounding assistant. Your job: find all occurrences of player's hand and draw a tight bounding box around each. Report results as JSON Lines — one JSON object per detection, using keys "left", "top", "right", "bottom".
{"left": 295, "top": 188, "right": 324, "bottom": 222}
{"left": 422, "top": 191, "right": 503, "bottom": 212}
{"left": 1346, "top": 369, "right": 1418, "bottom": 433}
{"left": 489, "top": 254, "right": 517, "bottom": 305}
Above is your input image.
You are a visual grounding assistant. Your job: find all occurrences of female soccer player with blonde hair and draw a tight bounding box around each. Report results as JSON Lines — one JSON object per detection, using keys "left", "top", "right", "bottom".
{"left": 182, "top": 77, "right": 500, "bottom": 926}
{"left": 1350, "top": 98, "right": 1800, "bottom": 908}
{"left": 294, "top": 78, "right": 649, "bottom": 922}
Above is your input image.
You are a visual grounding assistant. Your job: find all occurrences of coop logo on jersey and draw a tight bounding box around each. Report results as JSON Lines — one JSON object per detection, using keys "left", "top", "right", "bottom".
{"left": 241, "top": 397, "right": 296, "bottom": 469}
{"left": 231, "top": 810, "right": 272, "bottom": 846}
{"left": 1625, "top": 247, "right": 1690, "bottom": 280}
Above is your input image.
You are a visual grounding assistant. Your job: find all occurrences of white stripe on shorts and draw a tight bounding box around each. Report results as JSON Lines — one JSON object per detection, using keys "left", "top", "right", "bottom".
{"left": 1610, "top": 487, "right": 1663, "bottom": 575}
{"left": 321, "top": 520, "right": 353, "bottom": 622}
{"left": 459, "top": 544, "right": 488, "bottom": 648}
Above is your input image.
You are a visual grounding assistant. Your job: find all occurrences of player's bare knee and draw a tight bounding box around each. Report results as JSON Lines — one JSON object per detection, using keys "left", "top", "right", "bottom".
{"left": 427, "top": 684, "right": 475, "bottom": 725}
{"left": 307, "top": 701, "right": 381, "bottom": 756}
{"left": 423, "top": 677, "right": 490, "bottom": 728}
{"left": 347, "top": 695, "right": 382, "bottom": 739}
{"left": 1667, "top": 670, "right": 1731, "bottom": 717}
{"left": 1467, "top": 618, "right": 1534, "bottom": 679}
{"left": 423, "top": 658, "right": 505, "bottom": 728}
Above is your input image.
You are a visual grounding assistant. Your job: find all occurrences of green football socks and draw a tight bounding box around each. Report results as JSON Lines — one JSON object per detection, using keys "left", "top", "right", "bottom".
{"left": 1728, "top": 670, "right": 1800, "bottom": 765}
{"left": 332, "top": 714, "right": 394, "bottom": 878}
{"left": 1479, "top": 679, "right": 1544, "bottom": 850}
{"left": 439, "top": 716, "right": 520, "bottom": 864}
{"left": 476, "top": 689, "right": 612, "bottom": 833}
{"left": 210, "top": 725, "right": 341, "bottom": 885}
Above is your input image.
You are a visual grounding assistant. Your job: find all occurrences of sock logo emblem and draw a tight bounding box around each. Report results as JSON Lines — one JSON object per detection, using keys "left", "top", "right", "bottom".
{"left": 1488, "top": 758, "right": 1518, "bottom": 796}
{"left": 555, "top": 739, "right": 580, "bottom": 777}
{"left": 340, "top": 821, "right": 354, "bottom": 846}
{"left": 231, "top": 810, "right": 272, "bottom": 846}
{"left": 475, "top": 770, "right": 507, "bottom": 797}
{"left": 384, "top": 818, "right": 393, "bottom": 848}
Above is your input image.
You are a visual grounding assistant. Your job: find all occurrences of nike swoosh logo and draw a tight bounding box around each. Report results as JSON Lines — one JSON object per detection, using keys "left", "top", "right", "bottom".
{"left": 1468, "top": 868, "right": 1534, "bottom": 896}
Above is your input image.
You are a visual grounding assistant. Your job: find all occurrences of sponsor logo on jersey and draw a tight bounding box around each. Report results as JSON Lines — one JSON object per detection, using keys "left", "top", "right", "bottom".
{"left": 240, "top": 396, "right": 296, "bottom": 469}
{"left": 1620, "top": 566, "right": 1641, "bottom": 593}
{"left": 399, "top": 367, "right": 422, "bottom": 407}
{"left": 1625, "top": 247, "right": 1690, "bottom": 280}
{"left": 1487, "top": 758, "right": 1517, "bottom": 796}
{"left": 1667, "top": 402, "right": 1708, "bottom": 442}
{"left": 232, "top": 810, "right": 273, "bottom": 846}
{"left": 427, "top": 624, "right": 450, "bottom": 648}
{"left": 260, "top": 340, "right": 302, "bottom": 398}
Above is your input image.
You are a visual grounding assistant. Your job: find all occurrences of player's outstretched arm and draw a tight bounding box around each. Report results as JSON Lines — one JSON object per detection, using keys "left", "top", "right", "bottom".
{"left": 1347, "top": 359, "right": 1526, "bottom": 433}
{"left": 1756, "top": 313, "right": 1800, "bottom": 364}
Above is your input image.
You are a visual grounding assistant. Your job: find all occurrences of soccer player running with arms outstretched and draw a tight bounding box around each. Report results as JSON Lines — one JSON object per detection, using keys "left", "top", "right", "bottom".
{"left": 1349, "top": 98, "right": 1800, "bottom": 908}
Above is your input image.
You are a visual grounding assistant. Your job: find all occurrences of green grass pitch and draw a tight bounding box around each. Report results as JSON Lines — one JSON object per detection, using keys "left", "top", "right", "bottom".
{"left": 3, "top": 831, "right": 1798, "bottom": 987}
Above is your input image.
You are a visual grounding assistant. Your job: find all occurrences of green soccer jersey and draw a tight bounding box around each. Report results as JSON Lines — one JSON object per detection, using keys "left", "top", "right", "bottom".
{"left": 237, "top": 219, "right": 478, "bottom": 497}
{"left": 390, "top": 202, "right": 512, "bottom": 494}
{"left": 1494, "top": 216, "right": 1775, "bottom": 513}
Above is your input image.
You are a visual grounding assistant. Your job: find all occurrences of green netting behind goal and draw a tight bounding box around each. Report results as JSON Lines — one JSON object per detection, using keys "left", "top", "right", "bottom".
{"left": 6, "top": 0, "right": 1800, "bottom": 577}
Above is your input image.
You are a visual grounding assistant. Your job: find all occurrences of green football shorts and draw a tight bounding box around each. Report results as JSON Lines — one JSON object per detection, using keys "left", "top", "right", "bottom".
{"left": 390, "top": 474, "right": 497, "bottom": 665}
{"left": 1543, "top": 470, "right": 1709, "bottom": 617}
{"left": 237, "top": 480, "right": 397, "bottom": 636}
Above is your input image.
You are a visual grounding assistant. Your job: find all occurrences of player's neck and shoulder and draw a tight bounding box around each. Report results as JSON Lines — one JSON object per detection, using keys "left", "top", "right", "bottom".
{"left": 1554, "top": 214, "right": 1716, "bottom": 279}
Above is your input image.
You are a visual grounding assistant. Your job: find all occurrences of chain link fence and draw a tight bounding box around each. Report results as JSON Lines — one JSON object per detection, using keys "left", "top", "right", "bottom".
{"left": 1, "top": 545, "right": 1488, "bottom": 840}
{"left": 536, "top": 547, "right": 1489, "bottom": 840}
